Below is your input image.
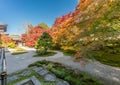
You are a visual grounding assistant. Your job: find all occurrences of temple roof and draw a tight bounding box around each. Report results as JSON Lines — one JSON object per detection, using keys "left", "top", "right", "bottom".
{"left": 0, "top": 23, "right": 7, "bottom": 32}
{"left": 10, "top": 35, "right": 21, "bottom": 41}
{"left": 0, "top": 23, "right": 7, "bottom": 26}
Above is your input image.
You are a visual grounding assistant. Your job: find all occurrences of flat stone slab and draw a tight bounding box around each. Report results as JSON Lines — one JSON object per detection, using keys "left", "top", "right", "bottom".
{"left": 20, "top": 71, "right": 31, "bottom": 76}
{"left": 44, "top": 74, "right": 56, "bottom": 82}
{"left": 33, "top": 67, "right": 43, "bottom": 72}
{"left": 37, "top": 69, "right": 49, "bottom": 76}
{"left": 56, "top": 81, "right": 70, "bottom": 85}
{"left": 7, "top": 75, "right": 19, "bottom": 83}
{"left": 15, "top": 76, "right": 41, "bottom": 85}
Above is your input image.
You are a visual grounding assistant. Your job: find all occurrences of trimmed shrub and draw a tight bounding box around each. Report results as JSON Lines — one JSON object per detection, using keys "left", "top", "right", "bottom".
{"left": 8, "top": 42, "right": 16, "bottom": 48}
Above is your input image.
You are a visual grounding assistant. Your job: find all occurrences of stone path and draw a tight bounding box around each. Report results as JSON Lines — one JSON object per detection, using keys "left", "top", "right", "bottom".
{"left": 8, "top": 66, "right": 69, "bottom": 85}
{"left": 6, "top": 47, "right": 120, "bottom": 85}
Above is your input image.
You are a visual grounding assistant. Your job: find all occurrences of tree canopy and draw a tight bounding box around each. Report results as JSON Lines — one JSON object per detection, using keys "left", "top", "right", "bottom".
{"left": 38, "top": 22, "right": 50, "bottom": 29}
{"left": 35, "top": 32, "right": 53, "bottom": 55}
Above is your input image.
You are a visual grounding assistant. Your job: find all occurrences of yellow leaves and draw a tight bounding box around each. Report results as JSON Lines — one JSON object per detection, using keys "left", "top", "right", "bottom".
{"left": 110, "top": 0, "right": 114, "bottom": 2}
{"left": 61, "top": 46, "right": 75, "bottom": 51}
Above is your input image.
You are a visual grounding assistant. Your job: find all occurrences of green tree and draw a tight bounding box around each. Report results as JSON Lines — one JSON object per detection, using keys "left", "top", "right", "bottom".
{"left": 35, "top": 32, "right": 53, "bottom": 55}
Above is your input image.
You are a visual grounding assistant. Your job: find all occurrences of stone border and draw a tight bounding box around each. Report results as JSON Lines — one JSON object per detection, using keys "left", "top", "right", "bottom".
{"left": 15, "top": 76, "right": 41, "bottom": 85}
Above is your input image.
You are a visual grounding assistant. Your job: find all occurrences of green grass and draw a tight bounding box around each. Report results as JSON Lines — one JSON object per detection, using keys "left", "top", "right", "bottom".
{"left": 87, "top": 47, "right": 120, "bottom": 67}
{"left": 29, "top": 60, "right": 103, "bottom": 85}
{"left": 33, "top": 51, "right": 57, "bottom": 57}
{"left": 12, "top": 51, "right": 28, "bottom": 55}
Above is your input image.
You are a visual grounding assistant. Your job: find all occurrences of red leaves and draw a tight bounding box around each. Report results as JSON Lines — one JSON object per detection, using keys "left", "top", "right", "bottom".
{"left": 54, "top": 12, "right": 73, "bottom": 25}
{"left": 21, "top": 26, "right": 51, "bottom": 47}
{"left": 21, "top": 34, "right": 27, "bottom": 42}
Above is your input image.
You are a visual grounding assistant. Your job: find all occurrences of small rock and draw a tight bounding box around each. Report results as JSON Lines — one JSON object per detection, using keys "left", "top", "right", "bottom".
{"left": 44, "top": 74, "right": 56, "bottom": 82}
{"left": 37, "top": 69, "right": 49, "bottom": 76}
{"left": 33, "top": 67, "right": 43, "bottom": 72}
{"left": 21, "top": 71, "right": 31, "bottom": 76}
{"left": 15, "top": 76, "right": 41, "bottom": 85}
{"left": 56, "top": 81, "right": 70, "bottom": 85}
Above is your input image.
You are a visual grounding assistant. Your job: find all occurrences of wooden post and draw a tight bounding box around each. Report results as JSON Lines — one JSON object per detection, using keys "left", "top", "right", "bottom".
{"left": 0, "top": 48, "right": 7, "bottom": 85}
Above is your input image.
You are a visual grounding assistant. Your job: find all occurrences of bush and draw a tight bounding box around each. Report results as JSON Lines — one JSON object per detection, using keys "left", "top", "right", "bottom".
{"left": 16, "top": 47, "right": 25, "bottom": 51}
{"left": 35, "top": 32, "right": 53, "bottom": 55}
{"left": 87, "top": 48, "right": 120, "bottom": 67}
{"left": 8, "top": 42, "right": 16, "bottom": 48}
{"left": 62, "top": 49, "right": 76, "bottom": 56}
{"left": 36, "top": 48, "right": 46, "bottom": 55}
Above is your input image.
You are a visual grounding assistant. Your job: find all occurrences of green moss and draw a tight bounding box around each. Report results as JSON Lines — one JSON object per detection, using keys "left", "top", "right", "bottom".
{"left": 12, "top": 51, "right": 28, "bottom": 55}
{"left": 7, "top": 68, "right": 58, "bottom": 85}
{"left": 28, "top": 60, "right": 103, "bottom": 85}
{"left": 61, "top": 50, "right": 76, "bottom": 56}
{"left": 28, "top": 60, "right": 48, "bottom": 68}
{"left": 87, "top": 47, "right": 120, "bottom": 67}
{"left": 33, "top": 51, "right": 57, "bottom": 57}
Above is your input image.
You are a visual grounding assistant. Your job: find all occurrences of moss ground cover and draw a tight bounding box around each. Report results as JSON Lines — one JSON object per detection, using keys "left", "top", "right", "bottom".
{"left": 87, "top": 45, "right": 120, "bottom": 67}
{"left": 12, "top": 51, "right": 28, "bottom": 55}
{"left": 29, "top": 60, "right": 103, "bottom": 85}
{"left": 7, "top": 68, "right": 58, "bottom": 85}
{"left": 33, "top": 51, "right": 57, "bottom": 57}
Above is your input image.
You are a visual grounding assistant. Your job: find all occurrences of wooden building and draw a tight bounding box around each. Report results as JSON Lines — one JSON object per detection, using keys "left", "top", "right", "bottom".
{"left": 10, "top": 35, "right": 21, "bottom": 46}
{"left": 0, "top": 24, "right": 7, "bottom": 34}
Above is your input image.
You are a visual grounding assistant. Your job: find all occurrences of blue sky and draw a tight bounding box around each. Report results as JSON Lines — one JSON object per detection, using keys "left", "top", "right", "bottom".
{"left": 0, "top": 0, "right": 78, "bottom": 35}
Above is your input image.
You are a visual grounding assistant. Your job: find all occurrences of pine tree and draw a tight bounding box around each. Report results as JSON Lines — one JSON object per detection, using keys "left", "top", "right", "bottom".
{"left": 35, "top": 32, "right": 53, "bottom": 55}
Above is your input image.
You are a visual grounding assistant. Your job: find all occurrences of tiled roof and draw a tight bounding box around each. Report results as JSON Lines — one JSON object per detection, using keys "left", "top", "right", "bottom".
{"left": 10, "top": 35, "right": 21, "bottom": 41}
{"left": 0, "top": 24, "right": 7, "bottom": 32}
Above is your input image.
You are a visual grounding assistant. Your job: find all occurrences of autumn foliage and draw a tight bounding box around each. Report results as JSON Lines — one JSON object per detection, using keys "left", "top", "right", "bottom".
{"left": 21, "top": 0, "right": 120, "bottom": 60}
{"left": 21, "top": 25, "right": 52, "bottom": 47}
{"left": 1, "top": 34, "right": 13, "bottom": 47}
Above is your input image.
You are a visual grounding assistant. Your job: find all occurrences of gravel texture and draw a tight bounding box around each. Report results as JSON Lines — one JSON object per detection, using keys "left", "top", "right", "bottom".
{"left": 6, "top": 47, "right": 120, "bottom": 85}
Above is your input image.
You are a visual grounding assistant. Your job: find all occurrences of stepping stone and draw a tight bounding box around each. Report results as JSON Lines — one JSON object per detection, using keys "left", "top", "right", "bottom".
{"left": 37, "top": 69, "right": 49, "bottom": 76}
{"left": 7, "top": 75, "right": 19, "bottom": 83}
{"left": 56, "top": 81, "right": 70, "bottom": 85}
{"left": 15, "top": 76, "right": 41, "bottom": 85}
{"left": 44, "top": 74, "right": 56, "bottom": 82}
{"left": 20, "top": 71, "right": 31, "bottom": 76}
{"left": 33, "top": 67, "right": 43, "bottom": 72}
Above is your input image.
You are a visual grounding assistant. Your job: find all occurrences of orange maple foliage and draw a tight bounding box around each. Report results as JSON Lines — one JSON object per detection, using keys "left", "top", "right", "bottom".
{"left": 21, "top": 26, "right": 52, "bottom": 47}
{"left": 1, "top": 34, "right": 13, "bottom": 46}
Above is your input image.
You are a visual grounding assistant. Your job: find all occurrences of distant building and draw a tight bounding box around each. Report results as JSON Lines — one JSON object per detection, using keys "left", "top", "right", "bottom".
{"left": 10, "top": 35, "right": 21, "bottom": 46}
{"left": 0, "top": 24, "right": 7, "bottom": 34}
